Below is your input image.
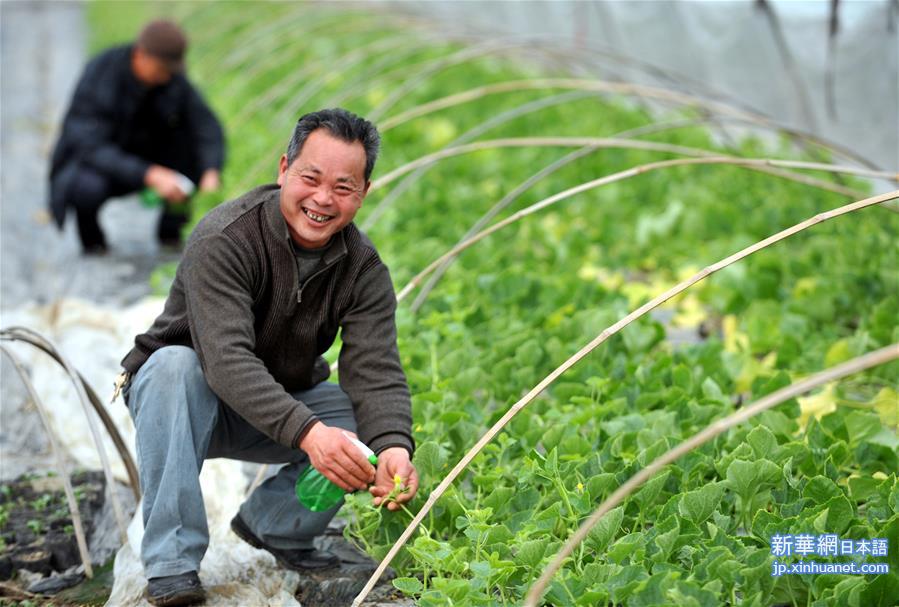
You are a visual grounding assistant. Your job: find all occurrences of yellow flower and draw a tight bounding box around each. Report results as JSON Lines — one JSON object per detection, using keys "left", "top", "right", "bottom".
{"left": 576, "top": 482, "right": 585, "bottom": 493}
{"left": 394, "top": 474, "right": 403, "bottom": 488}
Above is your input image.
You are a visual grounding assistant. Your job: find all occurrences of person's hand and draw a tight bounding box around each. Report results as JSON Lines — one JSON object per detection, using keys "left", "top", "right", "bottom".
{"left": 370, "top": 447, "right": 419, "bottom": 511}
{"left": 199, "top": 169, "right": 220, "bottom": 192}
{"left": 145, "top": 165, "right": 188, "bottom": 203}
{"left": 298, "top": 422, "right": 375, "bottom": 492}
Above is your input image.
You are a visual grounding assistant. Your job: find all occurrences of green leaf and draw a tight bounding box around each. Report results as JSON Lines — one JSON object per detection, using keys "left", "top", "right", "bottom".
{"left": 587, "top": 506, "right": 624, "bottom": 551}
{"left": 725, "top": 459, "right": 781, "bottom": 498}
{"left": 587, "top": 473, "right": 617, "bottom": 501}
{"left": 701, "top": 377, "right": 727, "bottom": 403}
{"left": 412, "top": 441, "right": 446, "bottom": 478}
{"left": 633, "top": 469, "right": 671, "bottom": 510}
{"left": 652, "top": 516, "right": 680, "bottom": 562}
{"left": 392, "top": 577, "right": 423, "bottom": 594}
{"left": 746, "top": 425, "right": 778, "bottom": 460}
{"left": 515, "top": 537, "right": 549, "bottom": 568}
{"left": 803, "top": 475, "right": 843, "bottom": 505}
{"left": 679, "top": 482, "right": 726, "bottom": 525}
{"left": 824, "top": 494, "right": 855, "bottom": 534}
{"left": 483, "top": 486, "right": 515, "bottom": 513}
{"left": 848, "top": 476, "right": 885, "bottom": 501}
{"left": 844, "top": 410, "right": 884, "bottom": 446}
{"left": 469, "top": 560, "right": 491, "bottom": 580}
{"left": 858, "top": 572, "right": 899, "bottom": 607}
{"left": 832, "top": 577, "right": 865, "bottom": 607}
{"left": 671, "top": 364, "right": 694, "bottom": 393}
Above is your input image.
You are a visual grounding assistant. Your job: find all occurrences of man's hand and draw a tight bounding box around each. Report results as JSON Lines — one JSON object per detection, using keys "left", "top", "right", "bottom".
{"left": 145, "top": 165, "right": 189, "bottom": 203}
{"left": 298, "top": 422, "right": 375, "bottom": 492}
{"left": 199, "top": 168, "right": 221, "bottom": 192}
{"left": 370, "top": 447, "right": 419, "bottom": 511}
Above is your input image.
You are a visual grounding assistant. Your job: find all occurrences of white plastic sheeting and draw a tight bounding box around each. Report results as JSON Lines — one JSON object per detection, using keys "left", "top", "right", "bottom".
{"left": 1, "top": 298, "right": 302, "bottom": 606}
{"left": 396, "top": 0, "right": 897, "bottom": 174}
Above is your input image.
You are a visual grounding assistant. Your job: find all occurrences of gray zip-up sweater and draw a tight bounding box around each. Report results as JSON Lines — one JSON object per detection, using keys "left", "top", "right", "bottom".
{"left": 122, "top": 184, "right": 413, "bottom": 456}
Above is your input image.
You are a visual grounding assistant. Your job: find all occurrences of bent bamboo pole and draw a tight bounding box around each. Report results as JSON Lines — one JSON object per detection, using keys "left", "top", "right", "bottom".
{"left": 0, "top": 329, "right": 141, "bottom": 502}
{"left": 408, "top": 119, "right": 734, "bottom": 311}
{"left": 377, "top": 78, "right": 878, "bottom": 169}
{"left": 360, "top": 90, "right": 603, "bottom": 230}
{"left": 0, "top": 344, "right": 94, "bottom": 579}
{"left": 524, "top": 343, "right": 899, "bottom": 606}
{"left": 351, "top": 189, "right": 899, "bottom": 606}
{"left": 371, "top": 137, "right": 895, "bottom": 193}
{"left": 394, "top": 160, "right": 893, "bottom": 304}
{"left": 0, "top": 327, "right": 132, "bottom": 542}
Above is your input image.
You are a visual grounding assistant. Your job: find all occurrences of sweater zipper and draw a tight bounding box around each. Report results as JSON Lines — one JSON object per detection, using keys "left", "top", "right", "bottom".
{"left": 297, "top": 259, "right": 340, "bottom": 303}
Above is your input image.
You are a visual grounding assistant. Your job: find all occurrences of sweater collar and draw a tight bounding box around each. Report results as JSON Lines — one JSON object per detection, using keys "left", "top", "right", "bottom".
{"left": 262, "top": 184, "right": 348, "bottom": 264}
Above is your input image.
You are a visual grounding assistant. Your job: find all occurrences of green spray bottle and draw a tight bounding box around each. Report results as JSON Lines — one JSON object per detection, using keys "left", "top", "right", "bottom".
{"left": 295, "top": 431, "right": 377, "bottom": 512}
{"left": 140, "top": 172, "right": 196, "bottom": 208}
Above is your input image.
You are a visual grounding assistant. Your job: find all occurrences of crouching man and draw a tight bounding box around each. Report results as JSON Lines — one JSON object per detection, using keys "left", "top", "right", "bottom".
{"left": 120, "top": 108, "right": 418, "bottom": 606}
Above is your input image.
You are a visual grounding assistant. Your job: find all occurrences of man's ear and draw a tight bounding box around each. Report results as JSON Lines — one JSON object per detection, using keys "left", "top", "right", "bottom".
{"left": 277, "top": 154, "right": 289, "bottom": 186}
{"left": 360, "top": 180, "right": 372, "bottom": 202}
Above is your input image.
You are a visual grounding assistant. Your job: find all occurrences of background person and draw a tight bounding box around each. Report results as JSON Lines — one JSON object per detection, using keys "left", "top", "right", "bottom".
{"left": 48, "top": 19, "right": 224, "bottom": 254}
{"left": 119, "top": 108, "right": 418, "bottom": 607}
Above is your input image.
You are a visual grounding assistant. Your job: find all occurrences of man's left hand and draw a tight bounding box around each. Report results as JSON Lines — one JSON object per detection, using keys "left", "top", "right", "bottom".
{"left": 370, "top": 447, "right": 419, "bottom": 511}
{"left": 199, "top": 169, "right": 221, "bottom": 192}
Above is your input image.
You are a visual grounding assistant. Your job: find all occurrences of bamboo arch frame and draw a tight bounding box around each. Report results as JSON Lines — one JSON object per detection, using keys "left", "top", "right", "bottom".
{"left": 0, "top": 344, "right": 94, "bottom": 578}
{"left": 377, "top": 78, "right": 878, "bottom": 170}
{"left": 407, "top": 117, "right": 755, "bottom": 312}
{"left": 221, "top": 26, "right": 410, "bottom": 116}
{"left": 237, "top": 37, "right": 568, "bottom": 190}
{"left": 363, "top": 136, "right": 896, "bottom": 235}
{"left": 367, "top": 38, "right": 584, "bottom": 123}
{"left": 370, "top": 137, "right": 893, "bottom": 196}
{"left": 393, "top": 156, "right": 895, "bottom": 304}
{"left": 360, "top": 90, "right": 609, "bottom": 231}
{"left": 523, "top": 343, "right": 899, "bottom": 605}
{"left": 350, "top": 189, "right": 899, "bottom": 605}
{"left": 0, "top": 327, "right": 141, "bottom": 544}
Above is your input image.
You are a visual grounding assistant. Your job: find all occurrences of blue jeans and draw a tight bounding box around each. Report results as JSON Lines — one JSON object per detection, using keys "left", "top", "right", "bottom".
{"left": 125, "top": 345, "right": 356, "bottom": 579}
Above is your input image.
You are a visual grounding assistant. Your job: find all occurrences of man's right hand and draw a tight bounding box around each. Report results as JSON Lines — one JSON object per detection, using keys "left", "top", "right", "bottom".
{"left": 298, "top": 422, "right": 376, "bottom": 492}
{"left": 145, "top": 165, "right": 189, "bottom": 203}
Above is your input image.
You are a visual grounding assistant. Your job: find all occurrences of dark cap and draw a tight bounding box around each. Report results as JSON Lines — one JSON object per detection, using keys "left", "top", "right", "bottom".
{"left": 136, "top": 20, "right": 187, "bottom": 72}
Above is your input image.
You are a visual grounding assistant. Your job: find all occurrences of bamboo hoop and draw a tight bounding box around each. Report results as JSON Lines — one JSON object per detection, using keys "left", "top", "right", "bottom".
{"left": 0, "top": 345, "right": 94, "bottom": 579}
{"left": 311, "top": 38, "right": 448, "bottom": 117}
{"left": 0, "top": 327, "right": 133, "bottom": 542}
{"left": 327, "top": 38, "right": 507, "bottom": 112}
{"left": 190, "top": 4, "right": 329, "bottom": 77}
{"left": 229, "top": 23, "right": 408, "bottom": 124}
{"left": 351, "top": 189, "right": 899, "bottom": 606}
{"left": 407, "top": 119, "right": 734, "bottom": 312}
{"left": 0, "top": 329, "right": 141, "bottom": 502}
{"left": 524, "top": 343, "right": 899, "bottom": 606}
{"left": 376, "top": 78, "right": 878, "bottom": 170}
{"left": 368, "top": 39, "right": 565, "bottom": 122}
{"left": 394, "top": 161, "right": 894, "bottom": 305}
{"left": 370, "top": 137, "right": 894, "bottom": 194}
{"left": 360, "top": 90, "right": 603, "bottom": 230}
{"left": 235, "top": 34, "right": 421, "bottom": 192}
{"left": 220, "top": 21, "right": 402, "bottom": 109}
{"left": 270, "top": 36, "right": 411, "bottom": 132}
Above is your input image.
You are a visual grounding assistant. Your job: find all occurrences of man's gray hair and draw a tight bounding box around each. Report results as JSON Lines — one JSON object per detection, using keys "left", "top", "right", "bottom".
{"left": 285, "top": 108, "right": 380, "bottom": 181}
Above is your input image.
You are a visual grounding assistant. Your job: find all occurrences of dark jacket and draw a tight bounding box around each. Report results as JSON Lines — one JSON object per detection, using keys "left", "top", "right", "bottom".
{"left": 121, "top": 185, "right": 414, "bottom": 456}
{"left": 48, "top": 44, "right": 225, "bottom": 227}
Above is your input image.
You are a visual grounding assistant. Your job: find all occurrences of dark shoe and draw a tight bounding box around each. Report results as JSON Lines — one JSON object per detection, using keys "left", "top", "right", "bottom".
{"left": 157, "top": 209, "right": 188, "bottom": 247}
{"left": 81, "top": 242, "right": 109, "bottom": 256}
{"left": 76, "top": 206, "right": 108, "bottom": 253}
{"left": 146, "top": 571, "right": 205, "bottom": 606}
{"left": 230, "top": 514, "right": 339, "bottom": 571}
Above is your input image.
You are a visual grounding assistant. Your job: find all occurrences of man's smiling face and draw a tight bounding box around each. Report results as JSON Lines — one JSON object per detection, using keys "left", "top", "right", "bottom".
{"left": 277, "top": 128, "right": 370, "bottom": 249}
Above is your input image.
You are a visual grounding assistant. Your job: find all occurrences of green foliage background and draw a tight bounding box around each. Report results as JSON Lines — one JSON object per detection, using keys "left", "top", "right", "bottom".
{"left": 89, "top": 2, "right": 897, "bottom": 605}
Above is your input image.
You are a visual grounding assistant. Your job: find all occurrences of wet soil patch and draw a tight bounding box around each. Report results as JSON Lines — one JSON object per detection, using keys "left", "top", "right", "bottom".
{"left": 0, "top": 471, "right": 105, "bottom": 588}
